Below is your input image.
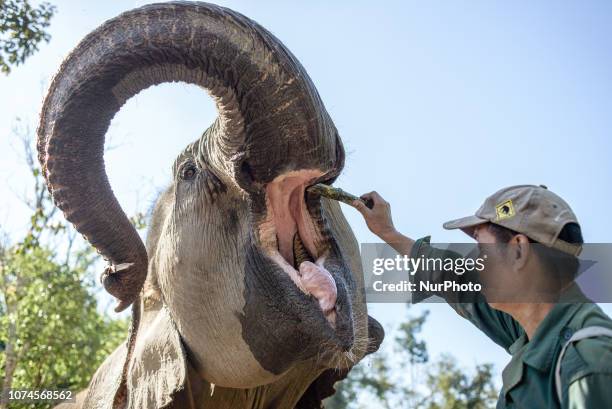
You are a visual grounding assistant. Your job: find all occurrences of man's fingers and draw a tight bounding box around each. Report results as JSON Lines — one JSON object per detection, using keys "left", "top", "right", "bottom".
{"left": 370, "top": 191, "right": 385, "bottom": 203}
{"left": 361, "top": 191, "right": 387, "bottom": 207}
{"left": 352, "top": 200, "right": 371, "bottom": 216}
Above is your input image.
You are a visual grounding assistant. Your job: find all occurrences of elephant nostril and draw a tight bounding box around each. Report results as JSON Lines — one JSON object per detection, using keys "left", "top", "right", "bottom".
{"left": 240, "top": 160, "right": 255, "bottom": 184}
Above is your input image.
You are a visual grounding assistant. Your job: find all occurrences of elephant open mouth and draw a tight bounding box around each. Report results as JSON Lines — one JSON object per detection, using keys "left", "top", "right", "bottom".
{"left": 258, "top": 169, "right": 339, "bottom": 326}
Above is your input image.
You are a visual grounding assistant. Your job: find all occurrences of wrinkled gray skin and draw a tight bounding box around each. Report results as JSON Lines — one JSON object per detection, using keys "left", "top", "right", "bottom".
{"left": 39, "top": 2, "right": 383, "bottom": 409}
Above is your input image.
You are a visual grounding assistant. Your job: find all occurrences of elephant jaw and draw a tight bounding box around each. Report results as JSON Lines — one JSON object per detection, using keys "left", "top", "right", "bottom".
{"left": 258, "top": 170, "right": 337, "bottom": 326}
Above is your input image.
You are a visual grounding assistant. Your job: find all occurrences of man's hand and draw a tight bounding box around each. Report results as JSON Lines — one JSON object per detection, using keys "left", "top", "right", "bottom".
{"left": 352, "top": 191, "right": 397, "bottom": 240}
{"left": 352, "top": 191, "right": 415, "bottom": 255}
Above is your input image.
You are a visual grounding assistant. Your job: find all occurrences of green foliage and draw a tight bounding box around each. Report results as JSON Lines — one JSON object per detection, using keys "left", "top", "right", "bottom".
{"left": 326, "top": 308, "right": 497, "bottom": 409}
{"left": 395, "top": 310, "right": 429, "bottom": 366}
{"left": 327, "top": 354, "right": 396, "bottom": 409}
{"left": 0, "top": 131, "right": 129, "bottom": 408}
{"left": 0, "top": 0, "right": 56, "bottom": 74}
{"left": 0, "top": 247, "right": 128, "bottom": 407}
{"left": 129, "top": 212, "right": 147, "bottom": 231}
{"left": 419, "top": 355, "right": 497, "bottom": 409}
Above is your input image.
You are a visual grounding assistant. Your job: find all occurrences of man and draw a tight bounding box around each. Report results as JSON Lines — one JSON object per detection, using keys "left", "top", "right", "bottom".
{"left": 352, "top": 185, "right": 612, "bottom": 408}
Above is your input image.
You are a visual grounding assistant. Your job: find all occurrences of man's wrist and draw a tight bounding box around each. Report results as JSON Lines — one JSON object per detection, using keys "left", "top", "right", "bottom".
{"left": 376, "top": 229, "right": 415, "bottom": 256}
{"left": 377, "top": 228, "right": 401, "bottom": 243}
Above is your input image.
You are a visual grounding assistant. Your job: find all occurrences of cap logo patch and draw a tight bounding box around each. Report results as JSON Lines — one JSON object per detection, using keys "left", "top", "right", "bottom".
{"left": 495, "top": 200, "right": 515, "bottom": 220}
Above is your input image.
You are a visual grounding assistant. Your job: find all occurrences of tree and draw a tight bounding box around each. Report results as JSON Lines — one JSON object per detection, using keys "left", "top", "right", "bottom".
{"left": 0, "top": 0, "right": 56, "bottom": 74}
{"left": 0, "top": 245, "right": 128, "bottom": 409}
{"left": 418, "top": 356, "right": 497, "bottom": 409}
{"left": 395, "top": 310, "right": 429, "bottom": 366}
{"left": 325, "top": 307, "right": 497, "bottom": 409}
{"left": 326, "top": 353, "right": 396, "bottom": 409}
{"left": 0, "top": 127, "right": 129, "bottom": 409}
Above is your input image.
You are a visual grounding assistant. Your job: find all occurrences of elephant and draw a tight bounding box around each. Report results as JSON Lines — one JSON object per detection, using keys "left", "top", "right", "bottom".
{"left": 38, "top": 2, "right": 384, "bottom": 408}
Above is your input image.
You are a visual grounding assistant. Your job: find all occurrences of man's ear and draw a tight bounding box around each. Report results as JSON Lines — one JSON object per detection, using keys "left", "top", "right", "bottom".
{"left": 511, "top": 234, "right": 531, "bottom": 272}
{"left": 125, "top": 305, "right": 187, "bottom": 409}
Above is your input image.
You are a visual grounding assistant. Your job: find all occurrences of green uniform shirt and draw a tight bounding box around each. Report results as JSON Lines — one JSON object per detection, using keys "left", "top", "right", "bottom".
{"left": 410, "top": 237, "right": 612, "bottom": 409}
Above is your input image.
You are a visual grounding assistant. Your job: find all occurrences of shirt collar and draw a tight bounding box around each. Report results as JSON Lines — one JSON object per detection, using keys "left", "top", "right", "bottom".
{"left": 521, "top": 284, "right": 588, "bottom": 371}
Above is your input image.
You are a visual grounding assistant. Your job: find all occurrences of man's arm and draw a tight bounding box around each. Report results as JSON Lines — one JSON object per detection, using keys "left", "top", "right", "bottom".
{"left": 377, "top": 229, "right": 415, "bottom": 256}
{"left": 352, "top": 191, "right": 523, "bottom": 351}
{"left": 352, "top": 191, "right": 415, "bottom": 256}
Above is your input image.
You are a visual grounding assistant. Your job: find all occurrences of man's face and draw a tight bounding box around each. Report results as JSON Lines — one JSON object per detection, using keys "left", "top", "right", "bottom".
{"left": 472, "top": 224, "right": 496, "bottom": 244}
{"left": 472, "top": 224, "right": 522, "bottom": 308}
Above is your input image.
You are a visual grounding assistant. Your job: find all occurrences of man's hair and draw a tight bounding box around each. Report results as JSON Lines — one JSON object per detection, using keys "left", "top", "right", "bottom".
{"left": 487, "top": 222, "right": 583, "bottom": 282}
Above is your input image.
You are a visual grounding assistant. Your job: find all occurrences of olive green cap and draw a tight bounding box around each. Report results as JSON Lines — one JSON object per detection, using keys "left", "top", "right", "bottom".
{"left": 443, "top": 185, "right": 582, "bottom": 256}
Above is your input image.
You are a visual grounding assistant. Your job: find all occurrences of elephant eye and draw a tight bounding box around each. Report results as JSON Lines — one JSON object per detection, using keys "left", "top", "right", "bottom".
{"left": 180, "top": 162, "right": 198, "bottom": 181}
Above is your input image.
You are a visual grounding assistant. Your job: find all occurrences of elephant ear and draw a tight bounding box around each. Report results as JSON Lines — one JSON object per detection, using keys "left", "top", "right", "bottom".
{"left": 83, "top": 342, "right": 128, "bottom": 409}
{"left": 295, "top": 315, "right": 385, "bottom": 408}
{"left": 124, "top": 305, "right": 187, "bottom": 409}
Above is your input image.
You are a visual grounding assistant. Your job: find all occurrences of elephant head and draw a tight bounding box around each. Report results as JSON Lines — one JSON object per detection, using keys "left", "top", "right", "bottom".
{"left": 38, "top": 2, "right": 383, "bottom": 408}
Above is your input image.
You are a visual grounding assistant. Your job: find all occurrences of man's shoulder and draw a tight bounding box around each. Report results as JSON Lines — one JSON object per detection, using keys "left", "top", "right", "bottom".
{"left": 569, "top": 302, "right": 612, "bottom": 335}
{"left": 562, "top": 303, "right": 612, "bottom": 382}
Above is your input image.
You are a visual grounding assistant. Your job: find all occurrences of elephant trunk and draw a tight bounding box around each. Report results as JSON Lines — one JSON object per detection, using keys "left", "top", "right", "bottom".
{"left": 37, "top": 1, "right": 326, "bottom": 311}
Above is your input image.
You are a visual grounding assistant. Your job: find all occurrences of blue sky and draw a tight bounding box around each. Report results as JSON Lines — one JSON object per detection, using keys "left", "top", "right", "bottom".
{"left": 1, "top": 0, "right": 611, "bottom": 384}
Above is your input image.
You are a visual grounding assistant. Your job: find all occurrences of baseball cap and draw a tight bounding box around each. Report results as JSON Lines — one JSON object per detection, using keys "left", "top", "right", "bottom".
{"left": 443, "top": 185, "right": 582, "bottom": 256}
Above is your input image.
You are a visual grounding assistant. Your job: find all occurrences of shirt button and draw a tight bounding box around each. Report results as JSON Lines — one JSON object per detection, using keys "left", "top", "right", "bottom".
{"left": 562, "top": 328, "right": 573, "bottom": 341}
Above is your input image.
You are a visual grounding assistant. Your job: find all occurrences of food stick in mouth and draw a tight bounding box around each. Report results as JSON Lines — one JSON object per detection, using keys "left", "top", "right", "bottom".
{"left": 307, "top": 184, "right": 374, "bottom": 209}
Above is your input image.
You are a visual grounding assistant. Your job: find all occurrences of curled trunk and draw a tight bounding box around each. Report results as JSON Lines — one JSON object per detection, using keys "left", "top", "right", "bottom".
{"left": 37, "top": 2, "right": 327, "bottom": 311}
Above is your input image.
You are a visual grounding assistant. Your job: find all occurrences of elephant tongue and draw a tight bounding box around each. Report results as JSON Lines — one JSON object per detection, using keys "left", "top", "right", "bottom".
{"left": 298, "top": 261, "right": 337, "bottom": 317}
